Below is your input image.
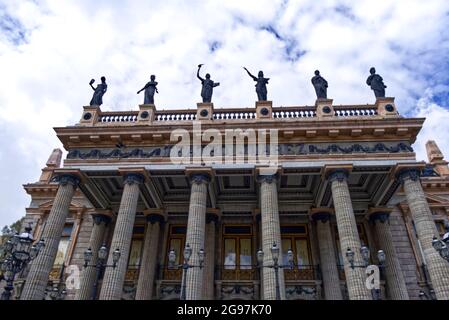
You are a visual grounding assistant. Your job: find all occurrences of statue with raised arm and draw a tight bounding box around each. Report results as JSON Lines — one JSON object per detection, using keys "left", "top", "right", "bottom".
{"left": 366, "top": 67, "right": 387, "bottom": 98}
{"left": 197, "top": 64, "right": 220, "bottom": 103}
{"left": 89, "top": 76, "right": 107, "bottom": 106}
{"left": 243, "top": 67, "right": 269, "bottom": 101}
{"left": 311, "top": 70, "right": 328, "bottom": 99}
{"left": 137, "top": 75, "right": 159, "bottom": 104}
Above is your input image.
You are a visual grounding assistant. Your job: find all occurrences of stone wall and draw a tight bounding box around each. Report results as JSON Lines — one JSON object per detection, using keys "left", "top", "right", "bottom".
{"left": 389, "top": 207, "right": 421, "bottom": 299}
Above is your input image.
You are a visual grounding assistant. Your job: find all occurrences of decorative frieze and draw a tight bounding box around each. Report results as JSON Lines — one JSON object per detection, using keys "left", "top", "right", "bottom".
{"left": 66, "top": 141, "right": 413, "bottom": 160}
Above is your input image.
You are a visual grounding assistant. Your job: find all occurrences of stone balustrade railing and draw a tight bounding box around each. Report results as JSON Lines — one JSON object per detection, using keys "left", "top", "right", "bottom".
{"left": 79, "top": 98, "right": 397, "bottom": 127}
{"left": 333, "top": 105, "right": 378, "bottom": 117}
{"left": 98, "top": 111, "right": 139, "bottom": 123}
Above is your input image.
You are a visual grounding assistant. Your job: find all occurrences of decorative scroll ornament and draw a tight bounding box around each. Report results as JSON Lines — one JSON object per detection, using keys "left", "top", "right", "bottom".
{"left": 285, "top": 285, "right": 317, "bottom": 300}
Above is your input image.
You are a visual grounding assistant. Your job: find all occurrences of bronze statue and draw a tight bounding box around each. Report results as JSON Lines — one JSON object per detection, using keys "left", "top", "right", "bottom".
{"left": 311, "top": 70, "right": 328, "bottom": 99}
{"left": 197, "top": 64, "right": 220, "bottom": 103}
{"left": 137, "top": 75, "right": 158, "bottom": 104}
{"left": 243, "top": 67, "right": 269, "bottom": 101}
{"left": 366, "top": 67, "right": 386, "bottom": 98}
{"left": 89, "top": 76, "right": 107, "bottom": 106}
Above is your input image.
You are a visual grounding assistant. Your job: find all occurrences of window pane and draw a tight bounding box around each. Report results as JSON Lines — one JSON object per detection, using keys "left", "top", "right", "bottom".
{"left": 295, "top": 239, "right": 310, "bottom": 268}
{"left": 224, "top": 239, "right": 236, "bottom": 269}
{"left": 169, "top": 238, "right": 182, "bottom": 265}
{"left": 129, "top": 240, "right": 142, "bottom": 266}
{"left": 282, "top": 238, "right": 292, "bottom": 265}
{"left": 54, "top": 238, "right": 69, "bottom": 266}
{"left": 240, "top": 238, "right": 252, "bottom": 269}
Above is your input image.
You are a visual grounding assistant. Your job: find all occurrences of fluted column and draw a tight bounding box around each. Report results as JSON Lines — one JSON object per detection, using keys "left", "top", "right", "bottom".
{"left": 135, "top": 213, "right": 164, "bottom": 300}
{"left": 99, "top": 173, "right": 144, "bottom": 300}
{"left": 258, "top": 174, "right": 285, "bottom": 300}
{"left": 369, "top": 211, "right": 409, "bottom": 300}
{"left": 21, "top": 174, "right": 80, "bottom": 300}
{"left": 311, "top": 211, "right": 343, "bottom": 300}
{"left": 184, "top": 173, "right": 210, "bottom": 300}
{"left": 328, "top": 169, "right": 371, "bottom": 300}
{"left": 203, "top": 213, "right": 218, "bottom": 299}
{"left": 398, "top": 168, "right": 449, "bottom": 300}
{"left": 75, "top": 213, "right": 111, "bottom": 300}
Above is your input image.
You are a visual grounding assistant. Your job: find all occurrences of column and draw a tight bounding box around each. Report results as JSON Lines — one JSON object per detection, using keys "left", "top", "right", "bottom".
{"left": 398, "top": 169, "right": 449, "bottom": 300}
{"left": 311, "top": 211, "right": 343, "bottom": 300}
{"left": 328, "top": 169, "right": 371, "bottom": 300}
{"left": 184, "top": 173, "right": 210, "bottom": 300}
{"left": 258, "top": 174, "right": 285, "bottom": 300}
{"left": 21, "top": 174, "right": 80, "bottom": 300}
{"left": 203, "top": 213, "right": 218, "bottom": 299}
{"left": 135, "top": 213, "right": 164, "bottom": 300}
{"left": 75, "top": 213, "right": 111, "bottom": 300}
{"left": 369, "top": 211, "right": 409, "bottom": 300}
{"left": 99, "top": 173, "right": 144, "bottom": 300}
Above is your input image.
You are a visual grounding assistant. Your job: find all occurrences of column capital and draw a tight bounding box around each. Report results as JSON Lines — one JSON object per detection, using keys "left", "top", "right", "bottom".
{"left": 123, "top": 173, "right": 145, "bottom": 185}
{"left": 206, "top": 208, "right": 221, "bottom": 224}
{"left": 396, "top": 168, "right": 421, "bottom": 184}
{"left": 322, "top": 165, "right": 352, "bottom": 182}
{"left": 366, "top": 208, "right": 392, "bottom": 224}
{"left": 310, "top": 208, "right": 334, "bottom": 222}
{"left": 118, "top": 167, "right": 148, "bottom": 185}
{"left": 52, "top": 169, "right": 85, "bottom": 187}
{"left": 390, "top": 162, "right": 426, "bottom": 184}
{"left": 146, "top": 213, "right": 165, "bottom": 224}
{"left": 185, "top": 167, "right": 213, "bottom": 185}
{"left": 327, "top": 169, "right": 350, "bottom": 182}
{"left": 143, "top": 209, "right": 167, "bottom": 224}
{"left": 206, "top": 212, "right": 219, "bottom": 224}
{"left": 256, "top": 173, "right": 278, "bottom": 184}
{"left": 91, "top": 212, "right": 112, "bottom": 225}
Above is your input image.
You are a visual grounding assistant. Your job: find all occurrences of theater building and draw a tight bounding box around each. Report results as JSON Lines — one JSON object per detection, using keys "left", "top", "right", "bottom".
{"left": 13, "top": 97, "right": 449, "bottom": 300}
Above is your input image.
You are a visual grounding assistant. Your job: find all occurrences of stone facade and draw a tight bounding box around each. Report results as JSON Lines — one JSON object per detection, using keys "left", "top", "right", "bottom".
{"left": 10, "top": 100, "right": 449, "bottom": 300}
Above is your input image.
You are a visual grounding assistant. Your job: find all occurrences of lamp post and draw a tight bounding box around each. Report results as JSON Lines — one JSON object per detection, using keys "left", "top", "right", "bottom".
{"left": 168, "top": 243, "right": 205, "bottom": 300}
{"left": 45, "top": 264, "right": 67, "bottom": 300}
{"left": 83, "top": 244, "right": 121, "bottom": 300}
{"left": 0, "top": 224, "right": 45, "bottom": 300}
{"left": 345, "top": 246, "right": 386, "bottom": 300}
{"left": 256, "top": 242, "right": 294, "bottom": 300}
{"left": 432, "top": 234, "right": 449, "bottom": 262}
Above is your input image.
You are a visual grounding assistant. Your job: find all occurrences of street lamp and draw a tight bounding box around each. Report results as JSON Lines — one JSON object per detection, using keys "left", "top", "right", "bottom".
{"left": 83, "top": 244, "right": 121, "bottom": 300}
{"left": 256, "top": 242, "right": 294, "bottom": 300}
{"left": 168, "top": 243, "right": 205, "bottom": 300}
{"left": 45, "top": 264, "right": 67, "bottom": 300}
{"left": 0, "top": 224, "right": 45, "bottom": 300}
{"left": 432, "top": 235, "right": 449, "bottom": 262}
{"left": 345, "top": 246, "right": 386, "bottom": 300}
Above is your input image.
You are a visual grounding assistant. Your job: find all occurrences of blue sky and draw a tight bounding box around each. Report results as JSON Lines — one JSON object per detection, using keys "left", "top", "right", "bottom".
{"left": 0, "top": 0, "right": 449, "bottom": 227}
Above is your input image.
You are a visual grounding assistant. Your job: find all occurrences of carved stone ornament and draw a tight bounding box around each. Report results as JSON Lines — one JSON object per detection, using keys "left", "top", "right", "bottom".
{"left": 123, "top": 173, "right": 145, "bottom": 186}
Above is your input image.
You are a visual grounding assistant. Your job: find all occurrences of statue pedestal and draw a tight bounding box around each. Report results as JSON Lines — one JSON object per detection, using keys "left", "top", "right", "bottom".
{"left": 315, "top": 99, "right": 334, "bottom": 118}
{"left": 79, "top": 105, "right": 102, "bottom": 126}
{"left": 138, "top": 104, "right": 156, "bottom": 124}
{"left": 375, "top": 97, "right": 398, "bottom": 117}
{"left": 196, "top": 102, "right": 214, "bottom": 120}
{"left": 255, "top": 100, "right": 272, "bottom": 119}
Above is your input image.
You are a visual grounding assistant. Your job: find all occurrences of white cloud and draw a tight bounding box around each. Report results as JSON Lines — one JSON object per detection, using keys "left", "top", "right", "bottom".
{"left": 0, "top": 0, "right": 449, "bottom": 226}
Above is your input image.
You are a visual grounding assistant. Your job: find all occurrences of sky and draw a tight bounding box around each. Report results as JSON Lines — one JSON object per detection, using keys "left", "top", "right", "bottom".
{"left": 0, "top": 0, "right": 449, "bottom": 228}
